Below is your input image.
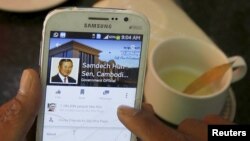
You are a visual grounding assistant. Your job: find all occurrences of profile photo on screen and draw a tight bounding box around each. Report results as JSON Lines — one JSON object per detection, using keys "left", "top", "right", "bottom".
{"left": 50, "top": 58, "right": 79, "bottom": 84}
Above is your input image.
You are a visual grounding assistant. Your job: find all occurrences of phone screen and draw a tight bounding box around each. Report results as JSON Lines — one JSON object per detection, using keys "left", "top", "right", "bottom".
{"left": 42, "top": 31, "right": 144, "bottom": 141}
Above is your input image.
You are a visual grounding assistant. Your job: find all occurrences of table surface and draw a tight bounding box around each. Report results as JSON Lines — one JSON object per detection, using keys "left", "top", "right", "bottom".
{"left": 0, "top": 0, "right": 249, "bottom": 124}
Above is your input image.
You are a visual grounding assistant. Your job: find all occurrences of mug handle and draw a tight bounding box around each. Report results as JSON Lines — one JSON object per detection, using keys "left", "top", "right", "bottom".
{"left": 228, "top": 56, "right": 247, "bottom": 83}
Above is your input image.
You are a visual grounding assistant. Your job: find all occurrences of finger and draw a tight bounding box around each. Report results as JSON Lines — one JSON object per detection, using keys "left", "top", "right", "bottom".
{"left": 141, "top": 103, "right": 154, "bottom": 113}
{"left": 0, "top": 69, "right": 41, "bottom": 141}
{"left": 16, "top": 69, "right": 41, "bottom": 119}
{"left": 117, "top": 104, "right": 186, "bottom": 141}
{"left": 178, "top": 118, "right": 208, "bottom": 141}
{"left": 26, "top": 118, "right": 38, "bottom": 141}
{"left": 203, "top": 115, "right": 234, "bottom": 125}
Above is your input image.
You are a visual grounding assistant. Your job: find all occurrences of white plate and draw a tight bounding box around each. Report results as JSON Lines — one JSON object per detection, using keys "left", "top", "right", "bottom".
{"left": 0, "top": 0, "right": 67, "bottom": 12}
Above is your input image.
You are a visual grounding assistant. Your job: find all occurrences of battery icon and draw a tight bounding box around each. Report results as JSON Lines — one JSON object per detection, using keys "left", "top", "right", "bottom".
{"left": 116, "top": 35, "right": 121, "bottom": 40}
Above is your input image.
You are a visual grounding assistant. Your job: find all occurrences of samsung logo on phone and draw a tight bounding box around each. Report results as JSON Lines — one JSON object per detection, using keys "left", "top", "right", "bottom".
{"left": 84, "top": 23, "right": 112, "bottom": 29}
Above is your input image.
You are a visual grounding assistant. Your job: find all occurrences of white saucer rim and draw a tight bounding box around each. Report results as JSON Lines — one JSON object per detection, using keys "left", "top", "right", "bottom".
{"left": 221, "top": 88, "right": 236, "bottom": 121}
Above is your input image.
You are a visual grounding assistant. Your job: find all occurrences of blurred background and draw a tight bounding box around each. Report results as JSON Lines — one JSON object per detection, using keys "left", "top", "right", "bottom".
{"left": 0, "top": 0, "right": 249, "bottom": 123}
{"left": 178, "top": 0, "right": 250, "bottom": 123}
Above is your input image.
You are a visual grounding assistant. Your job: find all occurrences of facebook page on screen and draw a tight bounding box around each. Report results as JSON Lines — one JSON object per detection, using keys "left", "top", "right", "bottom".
{"left": 42, "top": 31, "right": 143, "bottom": 141}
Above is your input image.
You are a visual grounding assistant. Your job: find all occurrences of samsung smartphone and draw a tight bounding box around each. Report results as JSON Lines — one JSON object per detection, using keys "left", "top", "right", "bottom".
{"left": 36, "top": 8, "right": 149, "bottom": 141}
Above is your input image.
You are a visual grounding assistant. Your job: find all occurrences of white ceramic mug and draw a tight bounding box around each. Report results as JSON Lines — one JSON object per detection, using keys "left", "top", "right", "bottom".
{"left": 144, "top": 37, "right": 247, "bottom": 125}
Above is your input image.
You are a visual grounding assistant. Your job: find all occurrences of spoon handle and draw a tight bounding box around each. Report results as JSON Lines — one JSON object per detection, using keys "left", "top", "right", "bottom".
{"left": 183, "top": 61, "right": 234, "bottom": 95}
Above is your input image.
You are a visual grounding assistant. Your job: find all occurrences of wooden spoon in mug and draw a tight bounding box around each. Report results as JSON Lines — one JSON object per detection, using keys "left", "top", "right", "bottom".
{"left": 183, "top": 61, "right": 235, "bottom": 95}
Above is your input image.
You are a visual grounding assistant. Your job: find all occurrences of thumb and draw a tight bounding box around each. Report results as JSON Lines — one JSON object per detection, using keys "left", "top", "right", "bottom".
{"left": 0, "top": 69, "right": 41, "bottom": 141}
{"left": 117, "top": 103, "right": 185, "bottom": 141}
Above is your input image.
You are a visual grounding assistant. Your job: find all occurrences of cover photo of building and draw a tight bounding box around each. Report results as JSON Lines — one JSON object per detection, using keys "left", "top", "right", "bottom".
{"left": 48, "top": 40, "right": 138, "bottom": 87}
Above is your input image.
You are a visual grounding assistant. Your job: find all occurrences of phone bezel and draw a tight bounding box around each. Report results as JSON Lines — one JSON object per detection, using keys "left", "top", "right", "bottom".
{"left": 37, "top": 7, "right": 150, "bottom": 141}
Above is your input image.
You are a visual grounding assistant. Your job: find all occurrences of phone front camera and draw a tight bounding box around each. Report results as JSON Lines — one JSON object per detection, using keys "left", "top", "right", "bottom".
{"left": 124, "top": 17, "right": 129, "bottom": 22}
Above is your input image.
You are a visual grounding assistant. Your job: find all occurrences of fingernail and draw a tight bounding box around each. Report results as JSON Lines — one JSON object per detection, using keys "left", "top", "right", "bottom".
{"left": 19, "top": 69, "right": 33, "bottom": 95}
{"left": 117, "top": 105, "right": 137, "bottom": 117}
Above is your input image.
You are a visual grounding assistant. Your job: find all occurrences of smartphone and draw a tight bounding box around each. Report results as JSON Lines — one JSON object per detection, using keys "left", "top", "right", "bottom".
{"left": 36, "top": 7, "right": 150, "bottom": 141}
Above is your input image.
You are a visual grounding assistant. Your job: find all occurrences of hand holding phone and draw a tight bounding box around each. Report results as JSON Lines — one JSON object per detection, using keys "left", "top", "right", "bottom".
{"left": 36, "top": 8, "right": 149, "bottom": 141}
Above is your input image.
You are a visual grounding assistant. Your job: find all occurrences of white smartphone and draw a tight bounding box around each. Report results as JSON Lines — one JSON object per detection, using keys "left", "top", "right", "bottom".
{"left": 36, "top": 8, "right": 150, "bottom": 141}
